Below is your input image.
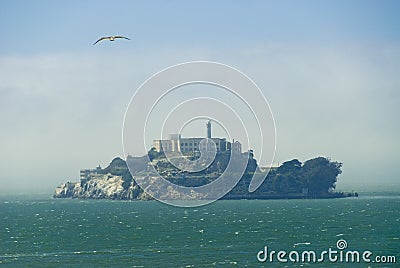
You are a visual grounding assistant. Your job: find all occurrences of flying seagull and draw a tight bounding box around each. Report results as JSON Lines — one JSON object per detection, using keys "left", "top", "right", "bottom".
{"left": 93, "top": 36, "right": 131, "bottom": 45}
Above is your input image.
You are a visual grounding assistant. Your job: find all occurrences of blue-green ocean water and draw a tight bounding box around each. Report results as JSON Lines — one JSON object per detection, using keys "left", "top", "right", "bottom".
{"left": 1, "top": 193, "right": 399, "bottom": 267}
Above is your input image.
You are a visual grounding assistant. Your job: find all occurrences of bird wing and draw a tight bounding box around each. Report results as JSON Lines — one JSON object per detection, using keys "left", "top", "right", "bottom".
{"left": 93, "top": 37, "right": 110, "bottom": 45}
{"left": 114, "top": 36, "right": 131, "bottom": 40}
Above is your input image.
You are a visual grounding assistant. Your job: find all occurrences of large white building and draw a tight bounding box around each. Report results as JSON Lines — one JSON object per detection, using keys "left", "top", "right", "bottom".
{"left": 153, "top": 121, "right": 241, "bottom": 154}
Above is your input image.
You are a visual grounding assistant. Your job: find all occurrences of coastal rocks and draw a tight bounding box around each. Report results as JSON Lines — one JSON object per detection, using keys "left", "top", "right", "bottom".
{"left": 53, "top": 173, "right": 209, "bottom": 201}
{"left": 54, "top": 182, "right": 76, "bottom": 198}
{"left": 54, "top": 156, "right": 357, "bottom": 201}
{"left": 53, "top": 173, "right": 145, "bottom": 200}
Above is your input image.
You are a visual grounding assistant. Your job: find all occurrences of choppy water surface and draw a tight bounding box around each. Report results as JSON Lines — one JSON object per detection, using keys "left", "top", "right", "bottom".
{"left": 0, "top": 194, "right": 399, "bottom": 267}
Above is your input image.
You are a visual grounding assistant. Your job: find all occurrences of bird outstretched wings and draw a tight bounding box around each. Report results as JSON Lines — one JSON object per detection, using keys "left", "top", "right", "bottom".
{"left": 93, "top": 36, "right": 131, "bottom": 45}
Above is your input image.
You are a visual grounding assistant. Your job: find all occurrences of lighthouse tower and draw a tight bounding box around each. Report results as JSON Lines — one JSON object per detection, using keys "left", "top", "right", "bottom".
{"left": 206, "top": 121, "right": 212, "bottom": 138}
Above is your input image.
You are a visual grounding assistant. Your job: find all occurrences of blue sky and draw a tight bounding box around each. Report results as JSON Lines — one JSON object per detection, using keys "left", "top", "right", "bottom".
{"left": 0, "top": 1, "right": 399, "bottom": 194}
{"left": 1, "top": 0, "right": 400, "bottom": 54}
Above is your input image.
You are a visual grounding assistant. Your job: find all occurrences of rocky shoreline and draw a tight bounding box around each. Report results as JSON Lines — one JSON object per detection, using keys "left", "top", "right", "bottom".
{"left": 54, "top": 173, "right": 151, "bottom": 200}
{"left": 53, "top": 173, "right": 358, "bottom": 201}
{"left": 53, "top": 156, "right": 358, "bottom": 201}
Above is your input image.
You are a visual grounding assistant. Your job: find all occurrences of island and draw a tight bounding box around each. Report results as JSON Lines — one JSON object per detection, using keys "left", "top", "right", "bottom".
{"left": 53, "top": 152, "right": 357, "bottom": 200}
{"left": 54, "top": 121, "right": 357, "bottom": 200}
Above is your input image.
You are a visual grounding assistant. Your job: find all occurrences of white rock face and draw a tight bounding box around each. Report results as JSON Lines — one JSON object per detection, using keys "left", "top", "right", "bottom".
{"left": 53, "top": 173, "right": 209, "bottom": 200}
{"left": 53, "top": 173, "right": 143, "bottom": 200}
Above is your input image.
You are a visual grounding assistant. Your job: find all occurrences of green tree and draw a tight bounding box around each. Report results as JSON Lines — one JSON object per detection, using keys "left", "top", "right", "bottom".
{"left": 148, "top": 147, "right": 162, "bottom": 161}
{"left": 273, "top": 159, "right": 303, "bottom": 193}
{"left": 302, "top": 157, "right": 342, "bottom": 195}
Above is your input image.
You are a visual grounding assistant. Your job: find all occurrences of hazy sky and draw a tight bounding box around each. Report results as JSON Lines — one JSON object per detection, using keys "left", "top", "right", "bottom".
{"left": 1, "top": 0, "right": 399, "bottom": 194}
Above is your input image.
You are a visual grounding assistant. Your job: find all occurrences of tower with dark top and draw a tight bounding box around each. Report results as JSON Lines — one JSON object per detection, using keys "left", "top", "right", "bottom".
{"left": 206, "top": 120, "right": 212, "bottom": 138}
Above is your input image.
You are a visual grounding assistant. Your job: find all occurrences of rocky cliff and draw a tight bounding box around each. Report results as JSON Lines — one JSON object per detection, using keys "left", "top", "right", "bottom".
{"left": 54, "top": 173, "right": 151, "bottom": 200}
{"left": 54, "top": 155, "right": 357, "bottom": 200}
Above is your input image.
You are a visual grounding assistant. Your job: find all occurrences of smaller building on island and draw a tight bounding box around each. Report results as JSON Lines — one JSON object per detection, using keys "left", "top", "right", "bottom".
{"left": 80, "top": 165, "right": 101, "bottom": 179}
